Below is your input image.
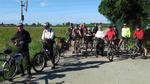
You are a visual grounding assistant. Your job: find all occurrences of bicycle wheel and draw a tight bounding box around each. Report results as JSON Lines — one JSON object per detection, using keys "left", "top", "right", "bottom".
{"left": 2, "top": 59, "right": 17, "bottom": 80}
{"left": 59, "top": 48, "right": 65, "bottom": 57}
{"left": 129, "top": 48, "right": 137, "bottom": 59}
{"left": 107, "top": 48, "right": 114, "bottom": 62}
{"left": 32, "top": 52, "right": 46, "bottom": 73}
{"left": 0, "top": 53, "right": 6, "bottom": 69}
{"left": 54, "top": 48, "right": 60, "bottom": 64}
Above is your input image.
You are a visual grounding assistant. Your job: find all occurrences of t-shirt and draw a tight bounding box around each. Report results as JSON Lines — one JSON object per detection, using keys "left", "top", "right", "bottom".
{"left": 41, "top": 29, "right": 55, "bottom": 40}
{"left": 105, "top": 30, "right": 116, "bottom": 41}
{"left": 133, "top": 29, "right": 144, "bottom": 40}
{"left": 121, "top": 27, "right": 131, "bottom": 38}
{"left": 95, "top": 30, "right": 105, "bottom": 39}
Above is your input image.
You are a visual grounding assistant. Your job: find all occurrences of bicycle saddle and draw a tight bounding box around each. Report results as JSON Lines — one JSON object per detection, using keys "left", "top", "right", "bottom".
{"left": 4, "top": 48, "right": 12, "bottom": 54}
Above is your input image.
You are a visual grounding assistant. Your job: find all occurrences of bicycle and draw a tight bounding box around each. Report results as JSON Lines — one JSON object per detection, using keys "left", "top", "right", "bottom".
{"left": 83, "top": 36, "right": 94, "bottom": 52}
{"left": 0, "top": 49, "right": 11, "bottom": 69}
{"left": 129, "top": 40, "right": 145, "bottom": 59}
{"left": 106, "top": 40, "right": 119, "bottom": 62}
{"left": 2, "top": 48, "right": 24, "bottom": 80}
{"left": 32, "top": 42, "right": 60, "bottom": 73}
{"left": 118, "top": 38, "right": 131, "bottom": 57}
{"left": 59, "top": 37, "right": 70, "bottom": 57}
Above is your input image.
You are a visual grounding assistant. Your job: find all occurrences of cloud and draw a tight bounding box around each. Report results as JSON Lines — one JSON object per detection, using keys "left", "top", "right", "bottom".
{"left": 40, "top": 0, "right": 49, "bottom": 7}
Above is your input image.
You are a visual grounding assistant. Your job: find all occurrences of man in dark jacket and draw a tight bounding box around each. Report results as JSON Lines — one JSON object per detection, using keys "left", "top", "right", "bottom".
{"left": 11, "top": 23, "right": 32, "bottom": 77}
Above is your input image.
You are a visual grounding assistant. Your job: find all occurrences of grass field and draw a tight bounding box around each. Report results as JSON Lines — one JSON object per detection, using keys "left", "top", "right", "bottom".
{"left": 0, "top": 26, "right": 69, "bottom": 81}
{"left": 0, "top": 26, "right": 68, "bottom": 57}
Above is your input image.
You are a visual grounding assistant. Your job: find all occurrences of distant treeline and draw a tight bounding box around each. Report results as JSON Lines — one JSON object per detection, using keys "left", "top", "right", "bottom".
{"left": 0, "top": 22, "right": 110, "bottom": 28}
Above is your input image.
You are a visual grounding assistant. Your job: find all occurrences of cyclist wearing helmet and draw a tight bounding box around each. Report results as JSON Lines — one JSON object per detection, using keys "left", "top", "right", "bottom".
{"left": 105, "top": 26, "right": 116, "bottom": 42}
{"left": 72, "top": 25, "right": 82, "bottom": 53}
{"left": 133, "top": 26, "right": 147, "bottom": 59}
{"left": 41, "top": 22, "right": 56, "bottom": 69}
{"left": 118, "top": 24, "right": 131, "bottom": 46}
{"left": 80, "top": 23, "right": 88, "bottom": 39}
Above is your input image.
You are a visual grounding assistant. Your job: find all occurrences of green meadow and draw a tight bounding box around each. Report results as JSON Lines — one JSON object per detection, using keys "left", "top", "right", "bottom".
{"left": 0, "top": 26, "right": 68, "bottom": 81}
{"left": 0, "top": 26, "right": 68, "bottom": 57}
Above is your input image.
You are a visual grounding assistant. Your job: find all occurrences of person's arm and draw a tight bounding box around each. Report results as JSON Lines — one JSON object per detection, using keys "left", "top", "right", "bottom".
{"left": 78, "top": 30, "right": 82, "bottom": 37}
{"left": 128, "top": 28, "right": 131, "bottom": 38}
{"left": 11, "top": 32, "right": 17, "bottom": 44}
{"left": 141, "top": 30, "right": 144, "bottom": 39}
{"left": 25, "top": 31, "right": 31, "bottom": 43}
{"left": 104, "top": 31, "right": 108, "bottom": 40}
{"left": 41, "top": 30, "right": 45, "bottom": 40}
{"left": 121, "top": 28, "right": 123, "bottom": 37}
{"left": 50, "top": 31, "right": 55, "bottom": 40}
{"left": 133, "top": 31, "right": 136, "bottom": 39}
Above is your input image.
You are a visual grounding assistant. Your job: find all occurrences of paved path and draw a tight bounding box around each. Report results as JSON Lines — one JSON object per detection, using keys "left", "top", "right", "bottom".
{"left": 1, "top": 48, "right": 150, "bottom": 84}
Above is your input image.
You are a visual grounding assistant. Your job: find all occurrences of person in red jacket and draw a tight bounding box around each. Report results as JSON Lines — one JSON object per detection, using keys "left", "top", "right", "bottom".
{"left": 105, "top": 26, "right": 116, "bottom": 42}
{"left": 133, "top": 26, "right": 147, "bottom": 59}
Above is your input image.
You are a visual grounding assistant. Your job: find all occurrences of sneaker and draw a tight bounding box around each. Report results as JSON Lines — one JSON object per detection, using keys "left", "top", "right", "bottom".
{"left": 141, "top": 56, "right": 147, "bottom": 59}
{"left": 27, "top": 74, "right": 32, "bottom": 78}
{"left": 21, "top": 73, "right": 25, "bottom": 77}
{"left": 72, "top": 51, "right": 75, "bottom": 54}
{"left": 51, "top": 66, "right": 56, "bottom": 69}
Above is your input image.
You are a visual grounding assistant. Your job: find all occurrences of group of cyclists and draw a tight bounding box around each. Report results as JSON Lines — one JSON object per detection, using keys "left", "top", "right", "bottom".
{"left": 9, "top": 22, "right": 148, "bottom": 80}
{"left": 66, "top": 23, "right": 148, "bottom": 59}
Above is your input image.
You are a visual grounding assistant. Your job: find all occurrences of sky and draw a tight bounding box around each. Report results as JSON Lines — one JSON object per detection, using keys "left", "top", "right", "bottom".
{"left": 0, "top": 0, "right": 109, "bottom": 25}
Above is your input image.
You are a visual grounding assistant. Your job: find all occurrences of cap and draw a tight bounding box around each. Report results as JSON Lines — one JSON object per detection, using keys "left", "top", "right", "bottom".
{"left": 17, "top": 23, "right": 24, "bottom": 28}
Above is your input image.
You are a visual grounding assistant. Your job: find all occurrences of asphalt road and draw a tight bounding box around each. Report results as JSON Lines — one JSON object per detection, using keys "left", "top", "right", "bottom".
{"left": 1, "top": 48, "right": 150, "bottom": 84}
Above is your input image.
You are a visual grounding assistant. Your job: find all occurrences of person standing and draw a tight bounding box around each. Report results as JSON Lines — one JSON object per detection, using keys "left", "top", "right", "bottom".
{"left": 11, "top": 23, "right": 32, "bottom": 78}
{"left": 95, "top": 26, "right": 105, "bottom": 56}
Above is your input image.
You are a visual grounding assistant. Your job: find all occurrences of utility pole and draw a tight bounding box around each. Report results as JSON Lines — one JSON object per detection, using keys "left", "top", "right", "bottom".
{"left": 20, "top": 0, "right": 28, "bottom": 24}
{"left": 20, "top": 0, "right": 24, "bottom": 23}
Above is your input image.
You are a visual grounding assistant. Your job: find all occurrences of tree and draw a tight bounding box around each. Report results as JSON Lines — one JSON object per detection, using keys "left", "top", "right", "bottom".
{"left": 99, "top": 0, "right": 150, "bottom": 33}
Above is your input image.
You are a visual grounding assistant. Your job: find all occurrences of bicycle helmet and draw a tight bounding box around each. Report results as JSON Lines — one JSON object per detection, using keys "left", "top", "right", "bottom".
{"left": 43, "top": 22, "right": 50, "bottom": 29}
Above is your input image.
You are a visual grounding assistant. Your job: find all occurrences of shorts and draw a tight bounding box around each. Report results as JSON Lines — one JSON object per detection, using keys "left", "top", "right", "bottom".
{"left": 121, "top": 37, "right": 130, "bottom": 41}
{"left": 136, "top": 39, "right": 146, "bottom": 48}
{"left": 72, "top": 36, "right": 81, "bottom": 41}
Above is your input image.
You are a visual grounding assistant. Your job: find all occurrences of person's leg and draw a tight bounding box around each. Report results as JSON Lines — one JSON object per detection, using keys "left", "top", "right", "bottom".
{"left": 49, "top": 41, "right": 55, "bottom": 69}
{"left": 19, "top": 63, "right": 25, "bottom": 76}
{"left": 72, "top": 36, "right": 76, "bottom": 53}
{"left": 101, "top": 39, "right": 105, "bottom": 56}
{"left": 144, "top": 48, "right": 148, "bottom": 56}
{"left": 143, "top": 41, "right": 148, "bottom": 58}
{"left": 118, "top": 38, "right": 123, "bottom": 47}
{"left": 23, "top": 51, "right": 31, "bottom": 77}
{"left": 17, "top": 50, "right": 25, "bottom": 76}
